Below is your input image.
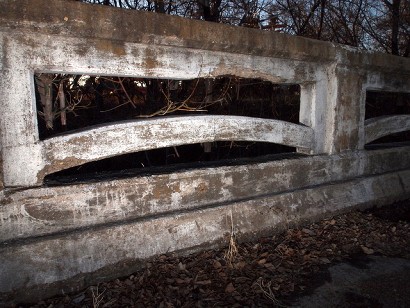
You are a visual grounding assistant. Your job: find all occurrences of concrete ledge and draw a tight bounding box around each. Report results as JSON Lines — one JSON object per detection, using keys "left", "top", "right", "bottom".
{"left": 2, "top": 147, "right": 409, "bottom": 243}
{"left": 0, "top": 0, "right": 336, "bottom": 63}
{"left": 1, "top": 168, "right": 409, "bottom": 304}
{"left": 1, "top": 0, "right": 409, "bottom": 74}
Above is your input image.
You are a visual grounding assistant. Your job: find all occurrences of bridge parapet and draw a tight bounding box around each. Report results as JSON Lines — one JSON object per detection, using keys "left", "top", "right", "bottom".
{"left": 0, "top": 0, "right": 409, "bottom": 304}
{"left": 0, "top": 0, "right": 409, "bottom": 187}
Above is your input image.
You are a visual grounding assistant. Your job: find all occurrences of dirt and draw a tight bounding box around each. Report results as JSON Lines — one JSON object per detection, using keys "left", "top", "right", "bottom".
{"left": 293, "top": 255, "right": 410, "bottom": 307}
{"left": 18, "top": 199, "right": 410, "bottom": 307}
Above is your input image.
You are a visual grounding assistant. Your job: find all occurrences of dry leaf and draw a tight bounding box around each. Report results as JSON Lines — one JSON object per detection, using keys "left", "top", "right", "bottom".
{"left": 175, "top": 278, "right": 186, "bottom": 284}
{"left": 213, "top": 260, "right": 222, "bottom": 269}
{"left": 361, "top": 246, "right": 374, "bottom": 255}
{"left": 225, "top": 282, "right": 235, "bottom": 293}
{"left": 320, "top": 257, "right": 331, "bottom": 264}
{"left": 194, "top": 280, "right": 212, "bottom": 285}
{"left": 302, "top": 228, "right": 315, "bottom": 236}
{"left": 264, "top": 263, "right": 275, "bottom": 270}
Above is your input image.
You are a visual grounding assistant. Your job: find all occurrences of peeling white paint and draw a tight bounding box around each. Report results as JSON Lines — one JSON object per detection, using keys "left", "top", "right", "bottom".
{"left": 171, "top": 192, "right": 182, "bottom": 208}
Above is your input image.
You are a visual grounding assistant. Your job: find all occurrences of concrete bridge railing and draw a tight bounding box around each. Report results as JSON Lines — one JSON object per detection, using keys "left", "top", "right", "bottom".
{"left": 0, "top": 0, "right": 409, "bottom": 304}
{"left": 43, "top": 116, "right": 314, "bottom": 176}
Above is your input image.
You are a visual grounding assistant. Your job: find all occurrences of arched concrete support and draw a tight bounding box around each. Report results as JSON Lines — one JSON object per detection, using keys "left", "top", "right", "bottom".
{"left": 43, "top": 115, "right": 313, "bottom": 175}
{"left": 365, "top": 115, "right": 410, "bottom": 144}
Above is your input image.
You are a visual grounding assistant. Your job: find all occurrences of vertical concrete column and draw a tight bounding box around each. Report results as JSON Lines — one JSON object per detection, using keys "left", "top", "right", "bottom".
{"left": 300, "top": 63, "right": 364, "bottom": 155}
{"left": 0, "top": 36, "right": 44, "bottom": 187}
{"left": 299, "top": 65, "right": 336, "bottom": 154}
{"left": 0, "top": 143, "right": 3, "bottom": 191}
{"left": 329, "top": 67, "right": 364, "bottom": 153}
{"left": 299, "top": 83, "right": 316, "bottom": 154}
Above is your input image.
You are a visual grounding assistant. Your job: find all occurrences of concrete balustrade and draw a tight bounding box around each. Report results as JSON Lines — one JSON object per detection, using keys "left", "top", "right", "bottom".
{"left": 0, "top": 0, "right": 409, "bottom": 304}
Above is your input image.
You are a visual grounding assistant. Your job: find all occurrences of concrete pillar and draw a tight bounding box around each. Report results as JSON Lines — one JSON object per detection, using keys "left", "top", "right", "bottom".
{"left": 329, "top": 67, "right": 365, "bottom": 153}
{"left": 0, "top": 44, "right": 44, "bottom": 187}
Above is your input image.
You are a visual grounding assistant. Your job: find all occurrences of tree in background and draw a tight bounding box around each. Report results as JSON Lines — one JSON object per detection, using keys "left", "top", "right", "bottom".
{"left": 78, "top": 0, "right": 409, "bottom": 57}
{"left": 363, "top": 0, "right": 409, "bottom": 56}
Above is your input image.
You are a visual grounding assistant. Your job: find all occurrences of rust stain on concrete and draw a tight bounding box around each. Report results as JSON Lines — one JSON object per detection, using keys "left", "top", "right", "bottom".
{"left": 144, "top": 48, "right": 160, "bottom": 71}
{"left": 95, "top": 39, "right": 126, "bottom": 56}
{"left": 24, "top": 202, "right": 74, "bottom": 222}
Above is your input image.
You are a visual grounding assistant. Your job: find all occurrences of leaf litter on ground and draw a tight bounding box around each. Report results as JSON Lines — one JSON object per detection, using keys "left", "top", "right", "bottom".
{"left": 24, "top": 199, "right": 410, "bottom": 307}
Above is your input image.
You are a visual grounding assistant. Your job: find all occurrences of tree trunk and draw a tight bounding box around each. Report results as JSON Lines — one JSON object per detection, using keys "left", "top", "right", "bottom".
{"left": 36, "top": 74, "right": 54, "bottom": 130}
{"left": 154, "top": 0, "right": 165, "bottom": 13}
{"left": 197, "top": 0, "right": 221, "bottom": 22}
{"left": 58, "top": 82, "right": 67, "bottom": 130}
{"left": 390, "top": 0, "right": 400, "bottom": 55}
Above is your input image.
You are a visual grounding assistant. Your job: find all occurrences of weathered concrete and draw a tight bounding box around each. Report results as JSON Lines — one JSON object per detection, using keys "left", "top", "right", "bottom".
{"left": 0, "top": 0, "right": 409, "bottom": 187}
{"left": 0, "top": 0, "right": 409, "bottom": 304}
{"left": 365, "top": 115, "right": 410, "bottom": 144}
{"left": 1, "top": 146, "right": 410, "bottom": 243}
{"left": 43, "top": 116, "right": 313, "bottom": 175}
{"left": 1, "top": 169, "right": 410, "bottom": 303}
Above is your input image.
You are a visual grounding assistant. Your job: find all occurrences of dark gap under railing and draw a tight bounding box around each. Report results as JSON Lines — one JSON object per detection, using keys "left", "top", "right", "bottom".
{"left": 44, "top": 146, "right": 303, "bottom": 186}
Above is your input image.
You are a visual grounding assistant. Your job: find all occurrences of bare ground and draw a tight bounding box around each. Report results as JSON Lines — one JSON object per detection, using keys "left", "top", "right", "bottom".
{"left": 21, "top": 199, "right": 410, "bottom": 307}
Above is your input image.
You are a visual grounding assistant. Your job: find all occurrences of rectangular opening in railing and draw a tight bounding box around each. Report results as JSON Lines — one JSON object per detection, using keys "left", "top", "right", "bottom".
{"left": 34, "top": 73, "right": 309, "bottom": 184}
{"left": 34, "top": 74, "right": 301, "bottom": 138}
{"left": 364, "top": 90, "right": 410, "bottom": 149}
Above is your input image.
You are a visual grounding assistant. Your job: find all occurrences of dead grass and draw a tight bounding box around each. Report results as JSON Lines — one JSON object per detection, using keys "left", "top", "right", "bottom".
{"left": 224, "top": 211, "right": 239, "bottom": 267}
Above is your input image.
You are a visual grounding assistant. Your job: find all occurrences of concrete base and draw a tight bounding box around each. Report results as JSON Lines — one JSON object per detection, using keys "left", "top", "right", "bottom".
{"left": 1, "top": 148, "right": 410, "bottom": 304}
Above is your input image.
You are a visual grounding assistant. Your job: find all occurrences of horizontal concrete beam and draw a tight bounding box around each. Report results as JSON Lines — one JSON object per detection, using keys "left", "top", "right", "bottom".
{"left": 365, "top": 72, "right": 410, "bottom": 93}
{"left": 2, "top": 0, "right": 410, "bottom": 75}
{"left": 0, "top": 0, "right": 336, "bottom": 63}
{"left": 43, "top": 116, "right": 313, "bottom": 175}
{"left": 1, "top": 168, "right": 409, "bottom": 303}
{"left": 2, "top": 147, "right": 409, "bottom": 243}
{"left": 365, "top": 115, "right": 410, "bottom": 144}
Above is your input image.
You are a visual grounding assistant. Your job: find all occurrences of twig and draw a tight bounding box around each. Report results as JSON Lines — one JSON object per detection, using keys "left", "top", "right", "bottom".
{"left": 117, "top": 77, "right": 137, "bottom": 108}
{"left": 254, "top": 277, "right": 287, "bottom": 307}
{"left": 91, "top": 285, "right": 105, "bottom": 308}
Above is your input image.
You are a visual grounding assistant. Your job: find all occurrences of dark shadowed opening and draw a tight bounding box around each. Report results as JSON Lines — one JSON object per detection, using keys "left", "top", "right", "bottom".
{"left": 44, "top": 143, "right": 301, "bottom": 185}
{"left": 365, "top": 90, "right": 410, "bottom": 149}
